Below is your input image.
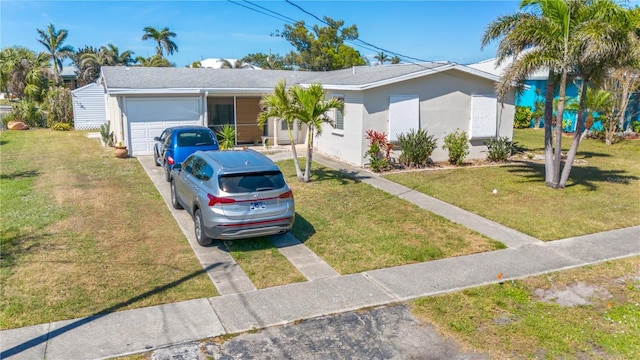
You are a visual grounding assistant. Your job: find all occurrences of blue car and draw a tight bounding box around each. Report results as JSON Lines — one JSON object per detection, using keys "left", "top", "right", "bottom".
{"left": 154, "top": 126, "right": 219, "bottom": 182}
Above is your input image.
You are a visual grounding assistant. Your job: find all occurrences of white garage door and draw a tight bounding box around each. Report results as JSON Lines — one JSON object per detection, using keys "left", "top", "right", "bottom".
{"left": 125, "top": 97, "right": 202, "bottom": 155}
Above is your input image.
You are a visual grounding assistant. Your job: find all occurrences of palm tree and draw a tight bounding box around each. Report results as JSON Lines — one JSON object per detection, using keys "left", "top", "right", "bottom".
{"left": 389, "top": 56, "right": 401, "bottom": 64}
{"left": 36, "top": 23, "right": 74, "bottom": 83}
{"left": 374, "top": 51, "right": 389, "bottom": 65}
{"left": 258, "top": 80, "right": 304, "bottom": 181}
{"left": 101, "top": 44, "right": 134, "bottom": 66}
{"left": 482, "top": 0, "right": 631, "bottom": 188}
{"left": 135, "top": 55, "right": 172, "bottom": 67}
{"left": 141, "top": 26, "right": 178, "bottom": 57}
{"left": 566, "top": 87, "right": 612, "bottom": 130}
{"left": 289, "top": 83, "right": 343, "bottom": 182}
{"left": 0, "top": 46, "right": 52, "bottom": 100}
{"left": 219, "top": 59, "right": 252, "bottom": 69}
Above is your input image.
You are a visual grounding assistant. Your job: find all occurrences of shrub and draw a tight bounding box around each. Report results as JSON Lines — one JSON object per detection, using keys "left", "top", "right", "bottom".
{"left": 514, "top": 106, "right": 532, "bottom": 129}
{"left": 216, "top": 124, "right": 236, "bottom": 150}
{"left": 46, "top": 87, "right": 73, "bottom": 128}
{"left": 631, "top": 120, "right": 640, "bottom": 133}
{"left": 364, "top": 130, "right": 392, "bottom": 172}
{"left": 51, "top": 122, "right": 72, "bottom": 131}
{"left": 442, "top": 129, "right": 469, "bottom": 165}
{"left": 396, "top": 128, "right": 437, "bottom": 167}
{"left": 10, "top": 99, "right": 45, "bottom": 127}
{"left": 484, "top": 136, "right": 516, "bottom": 162}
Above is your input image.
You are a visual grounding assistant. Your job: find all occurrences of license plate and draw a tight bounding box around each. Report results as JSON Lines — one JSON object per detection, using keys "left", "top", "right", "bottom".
{"left": 250, "top": 201, "right": 266, "bottom": 210}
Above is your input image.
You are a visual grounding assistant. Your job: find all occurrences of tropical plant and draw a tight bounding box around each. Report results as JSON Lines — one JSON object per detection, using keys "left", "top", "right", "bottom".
{"left": 10, "top": 99, "right": 45, "bottom": 127}
{"left": 36, "top": 23, "right": 74, "bottom": 83}
{"left": 45, "top": 86, "right": 73, "bottom": 128}
{"left": 100, "top": 122, "right": 114, "bottom": 146}
{"left": 216, "top": 124, "right": 236, "bottom": 150}
{"left": 135, "top": 55, "right": 172, "bottom": 67}
{"left": 258, "top": 80, "right": 304, "bottom": 181}
{"left": 442, "top": 129, "right": 469, "bottom": 165}
{"left": 142, "top": 26, "right": 178, "bottom": 57}
{"left": 395, "top": 128, "right": 438, "bottom": 167}
{"left": 289, "top": 83, "right": 343, "bottom": 182}
{"left": 219, "top": 59, "right": 252, "bottom": 69}
{"left": 390, "top": 56, "right": 401, "bottom": 64}
{"left": 241, "top": 52, "right": 290, "bottom": 70}
{"left": 484, "top": 136, "right": 517, "bottom": 162}
{"left": 374, "top": 51, "right": 389, "bottom": 65}
{"left": 364, "top": 130, "right": 393, "bottom": 172}
{"left": 0, "top": 46, "right": 51, "bottom": 100}
{"left": 602, "top": 67, "right": 640, "bottom": 144}
{"left": 514, "top": 106, "right": 532, "bottom": 129}
{"left": 481, "top": 0, "right": 634, "bottom": 188}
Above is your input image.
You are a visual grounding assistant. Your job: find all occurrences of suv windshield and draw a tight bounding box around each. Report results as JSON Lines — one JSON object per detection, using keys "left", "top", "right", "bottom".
{"left": 177, "top": 130, "right": 216, "bottom": 146}
{"left": 219, "top": 171, "right": 286, "bottom": 193}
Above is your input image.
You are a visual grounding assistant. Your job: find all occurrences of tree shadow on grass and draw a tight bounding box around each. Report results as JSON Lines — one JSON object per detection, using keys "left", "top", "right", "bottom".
{"left": 506, "top": 161, "right": 638, "bottom": 191}
{"left": 0, "top": 169, "right": 39, "bottom": 179}
{"left": 310, "top": 166, "right": 364, "bottom": 185}
{"left": 0, "top": 262, "right": 220, "bottom": 359}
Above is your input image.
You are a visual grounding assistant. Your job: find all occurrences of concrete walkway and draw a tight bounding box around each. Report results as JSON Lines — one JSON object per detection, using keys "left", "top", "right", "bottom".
{"left": 1, "top": 151, "right": 638, "bottom": 360}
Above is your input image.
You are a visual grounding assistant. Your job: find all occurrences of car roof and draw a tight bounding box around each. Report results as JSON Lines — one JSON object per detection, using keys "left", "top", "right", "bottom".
{"left": 166, "top": 126, "right": 213, "bottom": 133}
{"left": 196, "top": 150, "right": 279, "bottom": 174}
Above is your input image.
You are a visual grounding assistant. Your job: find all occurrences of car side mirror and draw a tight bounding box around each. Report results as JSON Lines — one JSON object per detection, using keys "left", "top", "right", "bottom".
{"left": 174, "top": 164, "right": 182, "bottom": 172}
{"left": 153, "top": 136, "right": 161, "bottom": 141}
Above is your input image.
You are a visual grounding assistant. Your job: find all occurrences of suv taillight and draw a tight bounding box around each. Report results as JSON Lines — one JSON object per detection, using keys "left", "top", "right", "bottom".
{"left": 167, "top": 156, "right": 175, "bottom": 165}
{"left": 207, "top": 194, "right": 236, "bottom": 206}
{"left": 279, "top": 190, "right": 293, "bottom": 199}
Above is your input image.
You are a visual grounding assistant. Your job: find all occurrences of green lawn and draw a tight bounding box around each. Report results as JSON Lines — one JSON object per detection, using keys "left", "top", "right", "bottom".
{"left": 0, "top": 130, "right": 216, "bottom": 330}
{"left": 412, "top": 256, "right": 640, "bottom": 359}
{"left": 384, "top": 129, "right": 640, "bottom": 240}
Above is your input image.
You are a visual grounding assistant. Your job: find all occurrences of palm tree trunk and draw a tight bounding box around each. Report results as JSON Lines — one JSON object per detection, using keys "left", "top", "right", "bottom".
{"left": 559, "top": 79, "right": 589, "bottom": 187}
{"left": 544, "top": 71, "right": 556, "bottom": 187}
{"left": 286, "top": 122, "right": 303, "bottom": 181}
{"left": 551, "top": 68, "right": 568, "bottom": 188}
{"left": 304, "top": 128, "right": 314, "bottom": 182}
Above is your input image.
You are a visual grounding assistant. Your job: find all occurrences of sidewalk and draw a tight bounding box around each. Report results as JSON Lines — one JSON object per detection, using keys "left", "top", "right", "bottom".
{"left": 2, "top": 151, "right": 638, "bottom": 360}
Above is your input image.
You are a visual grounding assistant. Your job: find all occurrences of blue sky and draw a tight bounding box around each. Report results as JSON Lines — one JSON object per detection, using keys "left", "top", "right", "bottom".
{"left": 1, "top": 0, "right": 528, "bottom": 67}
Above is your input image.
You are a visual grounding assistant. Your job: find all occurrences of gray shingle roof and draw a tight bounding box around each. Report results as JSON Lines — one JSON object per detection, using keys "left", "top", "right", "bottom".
{"left": 101, "top": 62, "right": 497, "bottom": 93}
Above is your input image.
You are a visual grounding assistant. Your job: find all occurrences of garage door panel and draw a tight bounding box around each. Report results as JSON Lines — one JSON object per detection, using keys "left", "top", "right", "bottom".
{"left": 126, "top": 98, "right": 202, "bottom": 155}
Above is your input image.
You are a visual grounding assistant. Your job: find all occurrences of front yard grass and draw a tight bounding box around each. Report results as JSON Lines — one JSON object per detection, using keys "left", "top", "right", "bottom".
{"left": 384, "top": 129, "right": 640, "bottom": 240}
{"left": 412, "top": 256, "right": 640, "bottom": 359}
{"left": 278, "top": 161, "right": 505, "bottom": 275}
{"left": 0, "top": 130, "right": 216, "bottom": 330}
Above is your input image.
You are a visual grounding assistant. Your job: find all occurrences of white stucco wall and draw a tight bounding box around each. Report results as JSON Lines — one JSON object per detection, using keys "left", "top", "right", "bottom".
{"left": 317, "top": 69, "right": 515, "bottom": 167}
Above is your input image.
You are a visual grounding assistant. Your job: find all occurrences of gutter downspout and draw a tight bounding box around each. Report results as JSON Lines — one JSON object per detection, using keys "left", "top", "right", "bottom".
{"left": 203, "top": 91, "right": 208, "bottom": 127}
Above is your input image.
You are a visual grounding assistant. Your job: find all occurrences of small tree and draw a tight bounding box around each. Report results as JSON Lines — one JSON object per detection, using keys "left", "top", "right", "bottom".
{"left": 514, "top": 106, "right": 532, "bottom": 129}
{"left": 442, "top": 129, "right": 469, "bottom": 165}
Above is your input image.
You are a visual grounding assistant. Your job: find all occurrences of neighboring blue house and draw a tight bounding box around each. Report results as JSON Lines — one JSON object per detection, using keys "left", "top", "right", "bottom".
{"left": 469, "top": 58, "right": 639, "bottom": 132}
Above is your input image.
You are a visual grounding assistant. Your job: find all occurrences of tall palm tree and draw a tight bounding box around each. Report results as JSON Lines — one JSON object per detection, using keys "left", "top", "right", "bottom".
{"left": 482, "top": 0, "right": 631, "bottom": 188}
{"left": 141, "top": 26, "right": 178, "bottom": 57}
{"left": 36, "top": 23, "right": 74, "bottom": 83}
{"left": 135, "top": 55, "right": 172, "bottom": 67}
{"left": 289, "top": 83, "right": 343, "bottom": 182}
{"left": 258, "top": 80, "right": 304, "bottom": 181}
{"left": 389, "top": 56, "right": 401, "bottom": 64}
{"left": 374, "top": 51, "right": 389, "bottom": 65}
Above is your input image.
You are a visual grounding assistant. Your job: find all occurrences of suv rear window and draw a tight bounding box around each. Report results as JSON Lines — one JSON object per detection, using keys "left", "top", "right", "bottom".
{"left": 177, "top": 130, "right": 216, "bottom": 147}
{"left": 219, "top": 171, "right": 286, "bottom": 193}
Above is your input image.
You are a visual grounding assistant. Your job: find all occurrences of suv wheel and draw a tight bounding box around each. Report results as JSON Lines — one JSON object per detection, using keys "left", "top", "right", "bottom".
{"left": 154, "top": 151, "right": 161, "bottom": 166}
{"left": 164, "top": 162, "right": 172, "bottom": 182}
{"left": 194, "top": 209, "right": 213, "bottom": 246}
{"left": 170, "top": 180, "right": 183, "bottom": 209}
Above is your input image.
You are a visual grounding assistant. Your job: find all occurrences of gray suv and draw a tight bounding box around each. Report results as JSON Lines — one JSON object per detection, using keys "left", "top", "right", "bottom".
{"left": 171, "top": 149, "right": 295, "bottom": 245}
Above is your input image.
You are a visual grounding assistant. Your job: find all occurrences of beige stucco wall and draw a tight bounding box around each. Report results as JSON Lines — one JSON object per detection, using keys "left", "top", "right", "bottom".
{"left": 316, "top": 69, "right": 515, "bottom": 167}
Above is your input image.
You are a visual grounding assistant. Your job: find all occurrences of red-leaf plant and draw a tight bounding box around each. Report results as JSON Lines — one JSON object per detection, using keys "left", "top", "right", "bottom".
{"left": 365, "top": 130, "right": 393, "bottom": 159}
